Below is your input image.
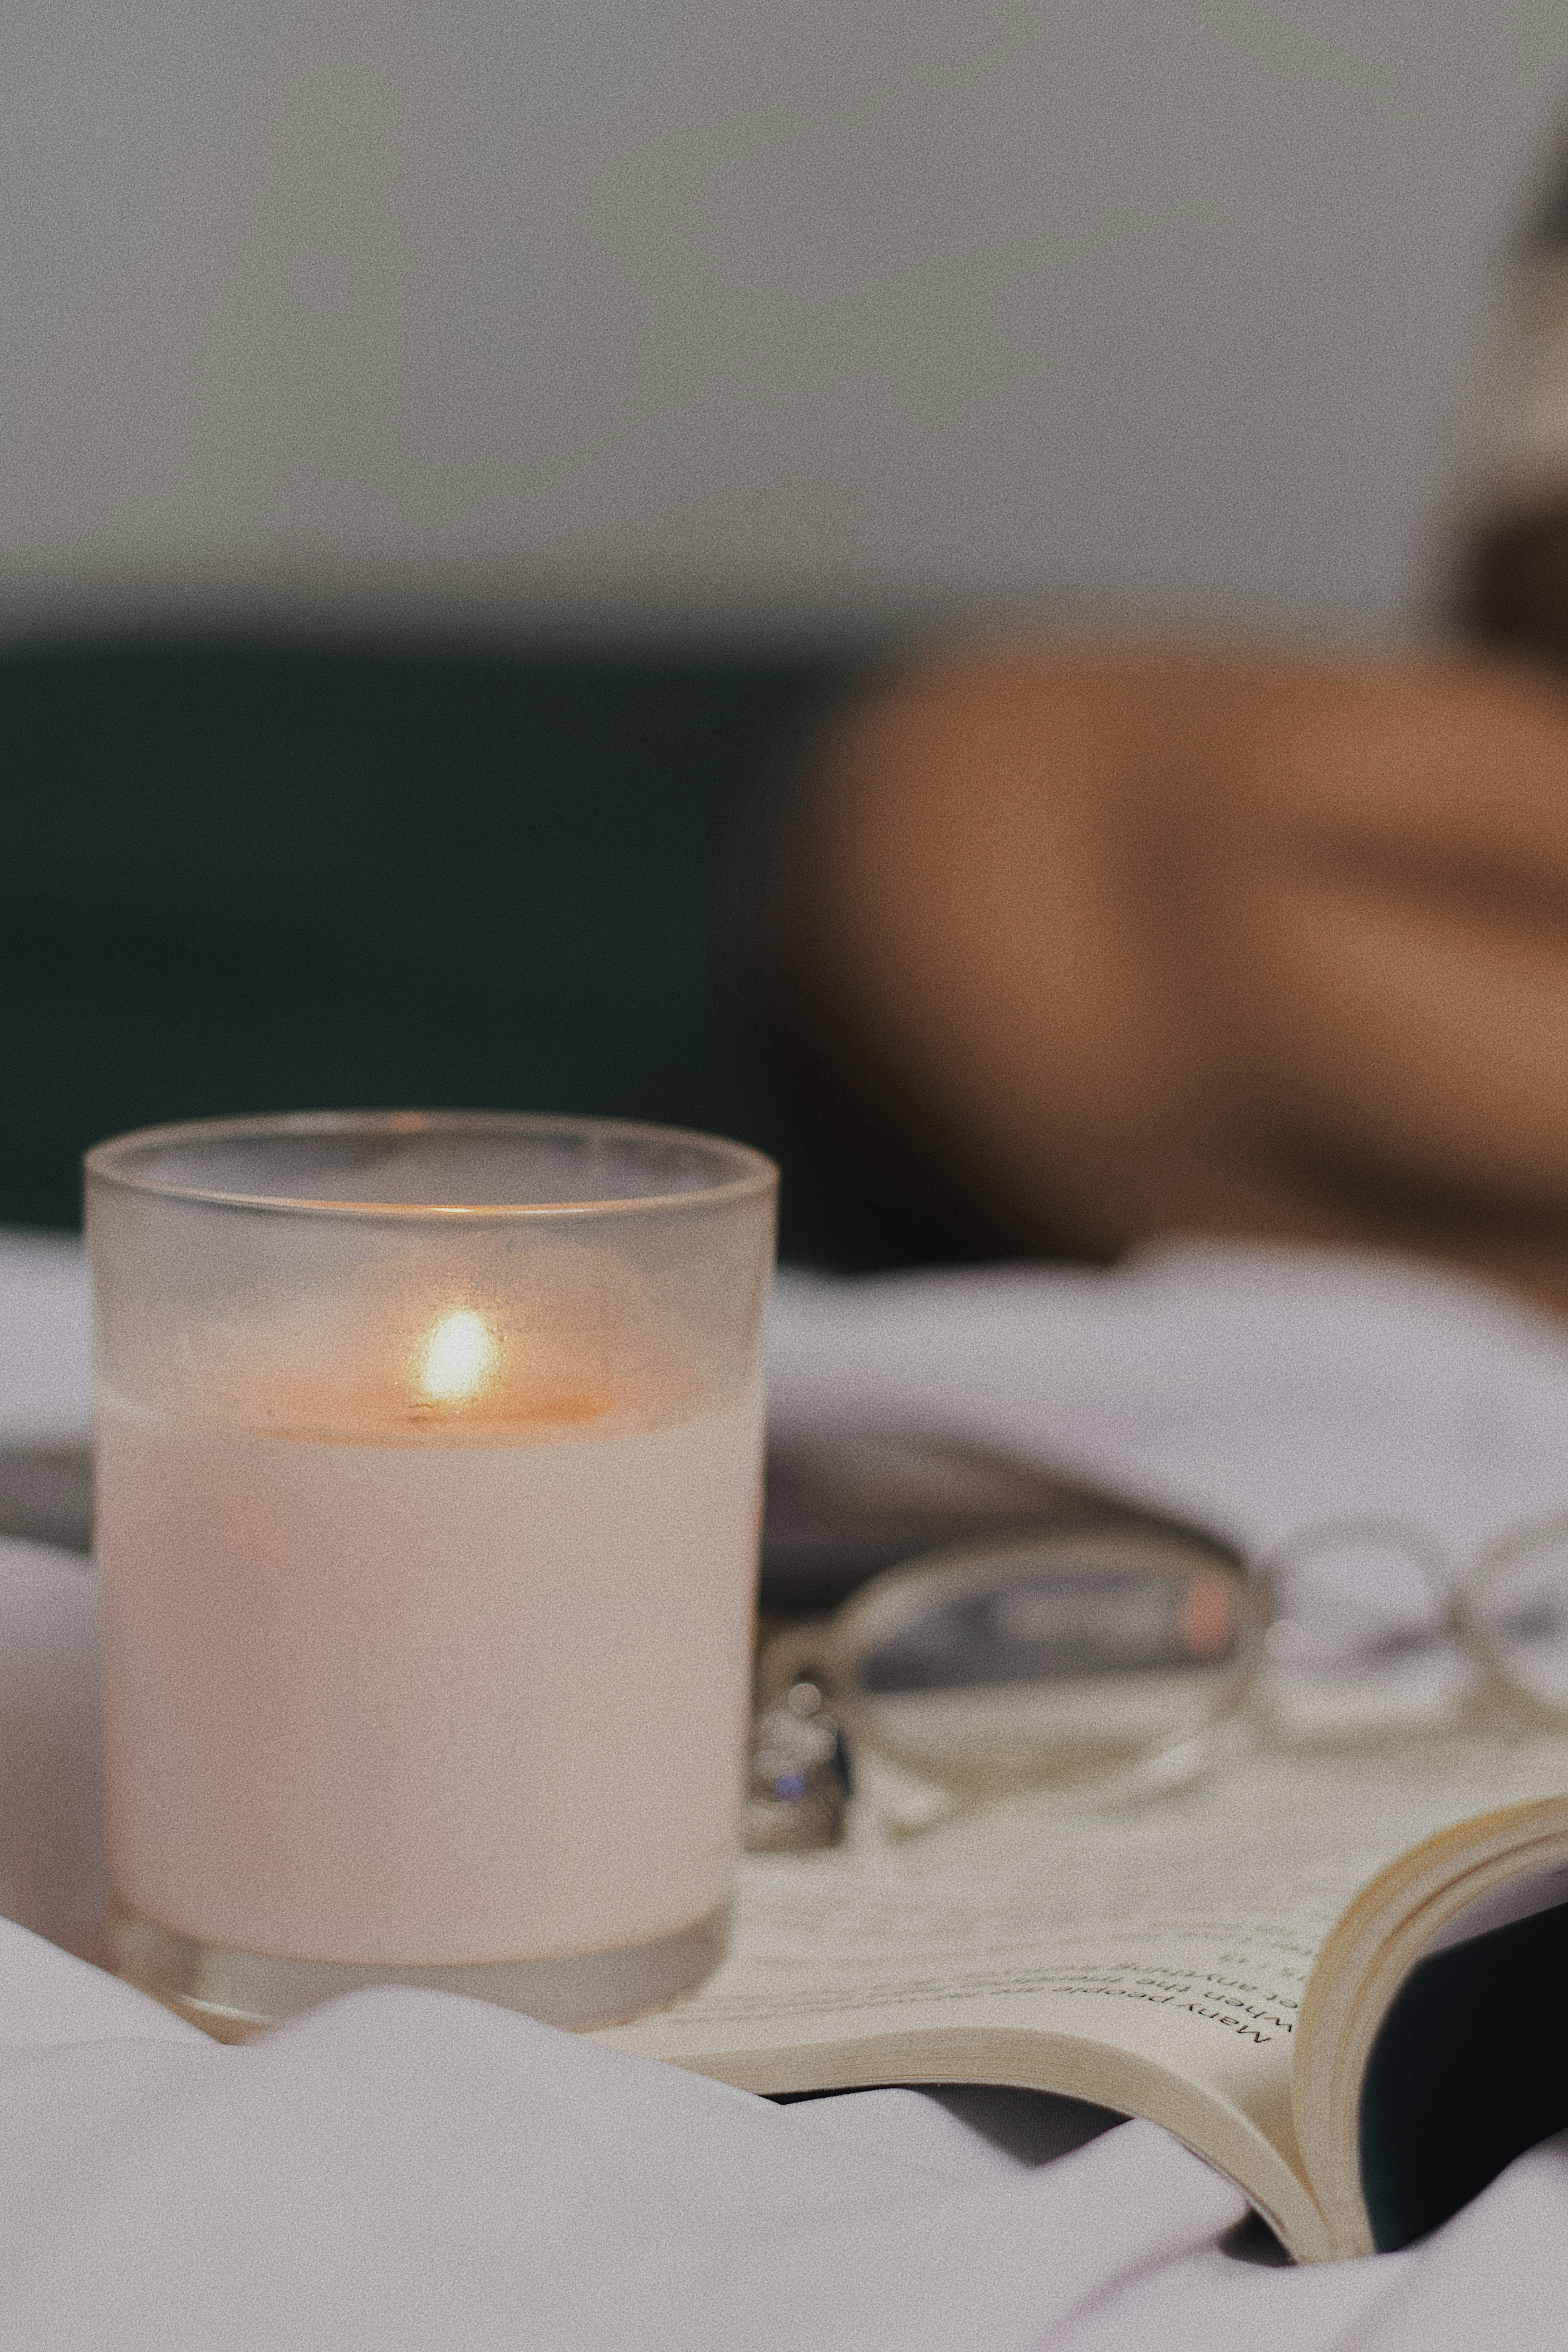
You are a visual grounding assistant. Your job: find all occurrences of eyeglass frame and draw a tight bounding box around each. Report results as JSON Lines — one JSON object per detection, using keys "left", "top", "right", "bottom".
{"left": 747, "top": 1508, "right": 1568, "bottom": 1849}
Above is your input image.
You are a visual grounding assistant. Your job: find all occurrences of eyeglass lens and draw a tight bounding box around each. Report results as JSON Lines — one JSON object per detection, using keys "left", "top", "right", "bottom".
{"left": 1463, "top": 1522, "right": 1568, "bottom": 1718}
{"left": 834, "top": 1533, "right": 1256, "bottom": 1802}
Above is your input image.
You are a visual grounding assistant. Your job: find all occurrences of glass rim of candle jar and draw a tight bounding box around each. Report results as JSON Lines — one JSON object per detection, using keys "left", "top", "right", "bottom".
{"left": 83, "top": 1108, "right": 779, "bottom": 1223}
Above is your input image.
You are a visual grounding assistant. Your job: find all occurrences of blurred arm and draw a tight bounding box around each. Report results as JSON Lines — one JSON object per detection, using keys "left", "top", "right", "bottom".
{"left": 767, "top": 643, "right": 1568, "bottom": 1309}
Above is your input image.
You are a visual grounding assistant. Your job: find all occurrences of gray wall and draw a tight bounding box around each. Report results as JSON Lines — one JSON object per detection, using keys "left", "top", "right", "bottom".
{"left": 2, "top": 0, "right": 1564, "bottom": 643}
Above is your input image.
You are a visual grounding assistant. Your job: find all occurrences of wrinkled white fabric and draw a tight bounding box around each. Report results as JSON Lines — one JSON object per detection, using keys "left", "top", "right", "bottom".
{"left": 767, "top": 1243, "right": 1568, "bottom": 1558}
{"left": 0, "top": 1894, "right": 1559, "bottom": 2352}
{"left": 0, "top": 1227, "right": 91, "bottom": 1444}
{"left": 2, "top": 1229, "right": 1566, "bottom": 2347}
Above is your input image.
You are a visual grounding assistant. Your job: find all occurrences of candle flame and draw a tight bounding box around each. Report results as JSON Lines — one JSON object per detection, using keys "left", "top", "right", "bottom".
{"left": 416, "top": 1308, "right": 500, "bottom": 1406}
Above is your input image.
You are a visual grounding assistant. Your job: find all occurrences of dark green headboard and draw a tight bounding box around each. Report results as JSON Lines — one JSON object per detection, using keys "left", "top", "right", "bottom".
{"left": 0, "top": 637, "right": 911, "bottom": 1266}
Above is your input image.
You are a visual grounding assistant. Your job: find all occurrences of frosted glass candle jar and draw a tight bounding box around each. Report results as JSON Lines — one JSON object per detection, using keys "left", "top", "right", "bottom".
{"left": 86, "top": 1112, "right": 775, "bottom": 2038}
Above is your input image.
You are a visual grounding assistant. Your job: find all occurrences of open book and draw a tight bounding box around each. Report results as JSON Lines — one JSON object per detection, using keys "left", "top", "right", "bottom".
{"left": 601, "top": 1739, "right": 1568, "bottom": 2263}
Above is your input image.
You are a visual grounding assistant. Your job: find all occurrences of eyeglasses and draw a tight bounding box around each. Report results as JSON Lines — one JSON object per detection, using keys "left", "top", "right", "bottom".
{"left": 745, "top": 1511, "right": 1568, "bottom": 1850}
{"left": 1259, "top": 1513, "right": 1568, "bottom": 1746}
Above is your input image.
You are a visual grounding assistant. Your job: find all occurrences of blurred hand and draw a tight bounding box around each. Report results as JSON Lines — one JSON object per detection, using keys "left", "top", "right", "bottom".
{"left": 769, "top": 643, "right": 1568, "bottom": 1310}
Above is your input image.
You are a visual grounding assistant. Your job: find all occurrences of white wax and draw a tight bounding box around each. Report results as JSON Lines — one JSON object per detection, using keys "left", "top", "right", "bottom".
{"left": 97, "top": 1384, "right": 762, "bottom": 1964}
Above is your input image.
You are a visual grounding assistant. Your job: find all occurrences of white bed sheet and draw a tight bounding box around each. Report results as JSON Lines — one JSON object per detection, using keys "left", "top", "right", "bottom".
{"left": 1, "top": 1230, "right": 1564, "bottom": 2348}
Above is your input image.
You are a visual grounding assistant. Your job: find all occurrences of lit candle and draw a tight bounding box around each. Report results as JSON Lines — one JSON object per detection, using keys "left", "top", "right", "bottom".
{"left": 88, "top": 1113, "right": 775, "bottom": 2031}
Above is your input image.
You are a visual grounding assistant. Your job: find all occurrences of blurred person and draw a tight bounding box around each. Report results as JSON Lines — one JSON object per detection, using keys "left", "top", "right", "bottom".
{"left": 763, "top": 158, "right": 1568, "bottom": 1316}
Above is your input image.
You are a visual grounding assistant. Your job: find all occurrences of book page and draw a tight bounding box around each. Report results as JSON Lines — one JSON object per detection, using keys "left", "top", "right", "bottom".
{"left": 601, "top": 1737, "right": 1568, "bottom": 2257}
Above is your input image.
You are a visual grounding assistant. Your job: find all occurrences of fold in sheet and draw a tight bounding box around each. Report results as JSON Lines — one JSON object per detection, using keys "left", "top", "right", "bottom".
{"left": 767, "top": 1243, "right": 1568, "bottom": 1557}
{"left": 0, "top": 1894, "right": 1561, "bottom": 2352}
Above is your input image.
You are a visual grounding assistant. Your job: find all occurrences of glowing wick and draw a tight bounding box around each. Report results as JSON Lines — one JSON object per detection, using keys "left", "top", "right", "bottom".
{"left": 416, "top": 1308, "right": 500, "bottom": 1406}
